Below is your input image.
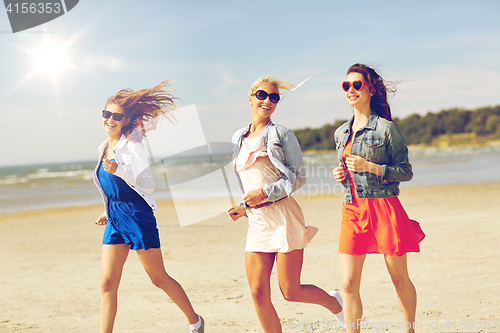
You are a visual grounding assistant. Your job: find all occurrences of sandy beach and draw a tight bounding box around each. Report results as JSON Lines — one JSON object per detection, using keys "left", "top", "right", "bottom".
{"left": 1, "top": 182, "right": 499, "bottom": 332}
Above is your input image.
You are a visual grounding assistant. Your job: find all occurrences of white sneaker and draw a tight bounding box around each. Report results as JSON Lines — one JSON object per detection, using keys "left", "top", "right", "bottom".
{"left": 329, "top": 291, "right": 347, "bottom": 329}
{"left": 190, "top": 315, "right": 204, "bottom": 333}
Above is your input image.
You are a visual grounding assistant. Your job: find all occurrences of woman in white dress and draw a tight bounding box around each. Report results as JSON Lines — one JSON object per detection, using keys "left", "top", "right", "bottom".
{"left": 226, "top": 76, "right": 345, "bottom": 333}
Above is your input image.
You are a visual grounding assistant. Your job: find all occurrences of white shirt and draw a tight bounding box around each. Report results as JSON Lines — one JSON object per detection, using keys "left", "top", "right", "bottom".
{"left": 93, "top": 134, "right": 157, "bottom": 218}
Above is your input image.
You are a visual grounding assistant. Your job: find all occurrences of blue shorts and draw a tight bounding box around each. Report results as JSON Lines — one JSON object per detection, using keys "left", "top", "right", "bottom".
{"left": 103, "top": 201, "right": 161, "bottom": 251}
{"left": 98, "top": 159, "right": 161, "bottom": 251}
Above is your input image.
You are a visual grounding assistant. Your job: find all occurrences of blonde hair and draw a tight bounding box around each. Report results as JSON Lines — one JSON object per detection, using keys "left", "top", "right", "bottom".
{"left": 248, "top": 75, "right": 309, "bottom": 101}
{"left": 105, "top": 80, "right": 177, "bottom": 142}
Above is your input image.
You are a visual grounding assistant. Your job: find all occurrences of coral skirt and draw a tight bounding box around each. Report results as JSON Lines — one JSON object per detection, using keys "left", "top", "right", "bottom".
{"left": 339, "top": 141, "right": 425, "bottom": 256}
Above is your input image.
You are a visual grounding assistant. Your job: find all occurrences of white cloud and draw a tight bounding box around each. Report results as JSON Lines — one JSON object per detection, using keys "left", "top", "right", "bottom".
{"left": 393, "top": 66, "right": 500, "bottom": 116}
{"left": 82, "top": 54, "right": 125, "bottom": 72}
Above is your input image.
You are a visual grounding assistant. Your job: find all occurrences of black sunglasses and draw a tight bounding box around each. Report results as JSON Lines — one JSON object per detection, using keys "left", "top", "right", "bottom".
{"left": 102, "top": 110, "right": 129, "bottom": 121}
{"left": 252, "top": 90, "right": 280, "bottom": 104}
{"left": 342, "top": 80, "right": 368, "bottom": 92}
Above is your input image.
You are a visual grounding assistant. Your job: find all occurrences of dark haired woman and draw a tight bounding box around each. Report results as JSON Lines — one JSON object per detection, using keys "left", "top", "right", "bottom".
{"left": 332, "top": 64, "right": 425, "bottom": 333}
{"left": 93, "top": 81, "right": 204, "bottom": 333}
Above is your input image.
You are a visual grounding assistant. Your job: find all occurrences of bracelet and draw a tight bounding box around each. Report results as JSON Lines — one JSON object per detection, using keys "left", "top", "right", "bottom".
{"left": 259, "top": 188, "right": 266, "bottom": 202}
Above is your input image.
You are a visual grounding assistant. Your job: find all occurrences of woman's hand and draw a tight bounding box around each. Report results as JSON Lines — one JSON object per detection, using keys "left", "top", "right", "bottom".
{"left": 96, "top": 214, "right": 108, "bottom": 226}
{"left": 345, "top": 155, "right": 382, "bottom": 176}
{"left": 242, "top": 188, "right": 267, "bottom": 207}
{"left": 226, "top": 205, "right": 246, "bottom": 221}
{"left": 102, "top": 158, "right": 118, "bottom": 174}
{"left": 333, "top": 164, "right": 346, "bottom": 183}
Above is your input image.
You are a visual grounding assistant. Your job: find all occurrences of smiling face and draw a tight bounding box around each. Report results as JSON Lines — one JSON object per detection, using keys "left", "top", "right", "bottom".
{"left": 102, "top": 103, "right": 129, "bottom": 139}
{"left": 249, "top": 82, "right": 279, "bottom": 119}
{"left": 344, "top": 72, "right": 373, "bottom": 110}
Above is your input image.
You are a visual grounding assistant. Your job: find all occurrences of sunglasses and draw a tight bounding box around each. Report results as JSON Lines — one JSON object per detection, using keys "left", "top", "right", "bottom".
{"left": 252, "top": 90, "right": 280, "bottom": 104}
{"left": 342, "top": 80, "right": 368, "bottom": 92}
{"left": 102, "top": 110, "right": 129, "bottom": 121}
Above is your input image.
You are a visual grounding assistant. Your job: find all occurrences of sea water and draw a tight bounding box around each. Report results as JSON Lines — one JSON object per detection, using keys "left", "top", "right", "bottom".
{"left": 1, "top": 145, "right": 499, "bottom": 214}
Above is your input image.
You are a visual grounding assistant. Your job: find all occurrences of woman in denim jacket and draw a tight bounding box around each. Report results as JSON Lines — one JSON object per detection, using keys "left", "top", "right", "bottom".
{"left": 94, "top": 81, "right": 204, "bottom": 333}
{"left": 226, "top": 76, "right": 344, "bottom": 333}
{"left": 332, "top": 64, "right": 425, "bottom": 333}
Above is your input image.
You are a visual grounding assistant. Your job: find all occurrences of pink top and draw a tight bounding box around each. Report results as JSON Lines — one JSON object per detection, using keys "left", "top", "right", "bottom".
{"left": 237, "top": 135, "right": 317, "bottom": 253}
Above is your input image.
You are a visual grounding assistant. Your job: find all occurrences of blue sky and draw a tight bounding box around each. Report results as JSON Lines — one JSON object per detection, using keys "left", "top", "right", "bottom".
{"left": 1, "top": 0, "right": 499, "bottom": 166}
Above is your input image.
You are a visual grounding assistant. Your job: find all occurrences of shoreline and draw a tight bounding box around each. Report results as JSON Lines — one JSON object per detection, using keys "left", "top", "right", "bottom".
{"left": 302, "top": 140, "right": 500, "bottom": 155}
{"left": 1, "top": 140, "right": 499, "bottom": 169}
{"left": 2, "top": 181, "right": 499, "bottom": 221}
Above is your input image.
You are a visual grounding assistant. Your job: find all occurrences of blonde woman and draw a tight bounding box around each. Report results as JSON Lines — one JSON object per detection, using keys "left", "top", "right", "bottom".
{"left": 93, "top": 81, "right": 204, "bottom": 333}
{"left": 226, "top": 76, "right": 345, "bottom": 333}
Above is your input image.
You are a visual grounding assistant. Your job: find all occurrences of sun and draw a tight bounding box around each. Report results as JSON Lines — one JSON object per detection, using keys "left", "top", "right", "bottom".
{"left": 6, "top": 34, "right": 78, "bottom": 97}
{"left": 27, "top": 34, "right": 75, "bottom": 80}
{"left": 33, "top": 41, "right": 69, "bottom": 75}
{"left": 5, "top": 24, "right": 91, "bottom": 100}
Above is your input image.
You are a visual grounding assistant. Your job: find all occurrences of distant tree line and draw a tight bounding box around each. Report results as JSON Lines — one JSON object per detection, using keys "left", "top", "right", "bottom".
{"left": 294, "top": 105, "right": 500, "bottom": 151}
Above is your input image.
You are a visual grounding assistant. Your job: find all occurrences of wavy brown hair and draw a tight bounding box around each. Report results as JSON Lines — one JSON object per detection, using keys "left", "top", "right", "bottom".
{"left": 105, "top": 80, "right": 177, "bottom": 142}
{"left": 347, "top": 64, "right": 396, "bottom": 122}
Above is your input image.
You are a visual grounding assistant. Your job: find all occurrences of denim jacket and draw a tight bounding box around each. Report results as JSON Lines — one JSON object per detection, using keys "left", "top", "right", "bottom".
{"left": 232, "top": 120, "right": 306, "bottom": 205}
{"left": 334, "top": 114, "right": 412, "bottom": 203}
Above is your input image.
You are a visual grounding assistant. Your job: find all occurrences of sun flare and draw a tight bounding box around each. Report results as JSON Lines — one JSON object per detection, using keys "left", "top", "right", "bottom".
{"left": 6, "top": 30, "right": 84, "bottom": 98}
{"left": 33, "top": 41, "right": 68, "bottom": 75}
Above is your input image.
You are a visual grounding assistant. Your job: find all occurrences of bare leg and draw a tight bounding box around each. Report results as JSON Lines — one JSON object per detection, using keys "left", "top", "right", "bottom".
{"left": 276, "top": 249, "right": 342, "bottom": 314}
{"left": 339, "top": 253, "right": 366, "bottom": 333}
{"left": 136, "top": 247, "right": 199, "bottom": 324}
{"left": 384, "top": 254, "right": 417, "bottom": 333}
{"left": 100, "top": 244, "right": 130, "bottom": 333}
{"left": 245, "top": 252, "right": 281, "bottom": 333}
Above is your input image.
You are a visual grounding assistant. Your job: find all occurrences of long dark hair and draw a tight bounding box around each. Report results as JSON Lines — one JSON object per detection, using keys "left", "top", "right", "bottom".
{"left": 347, "top": 64, "right": 396, "bottom": 122}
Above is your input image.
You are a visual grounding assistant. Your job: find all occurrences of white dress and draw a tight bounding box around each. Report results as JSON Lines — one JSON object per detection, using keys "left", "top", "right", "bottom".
{"left": 236, "top": 135, "right": 318, "bottom": 253}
